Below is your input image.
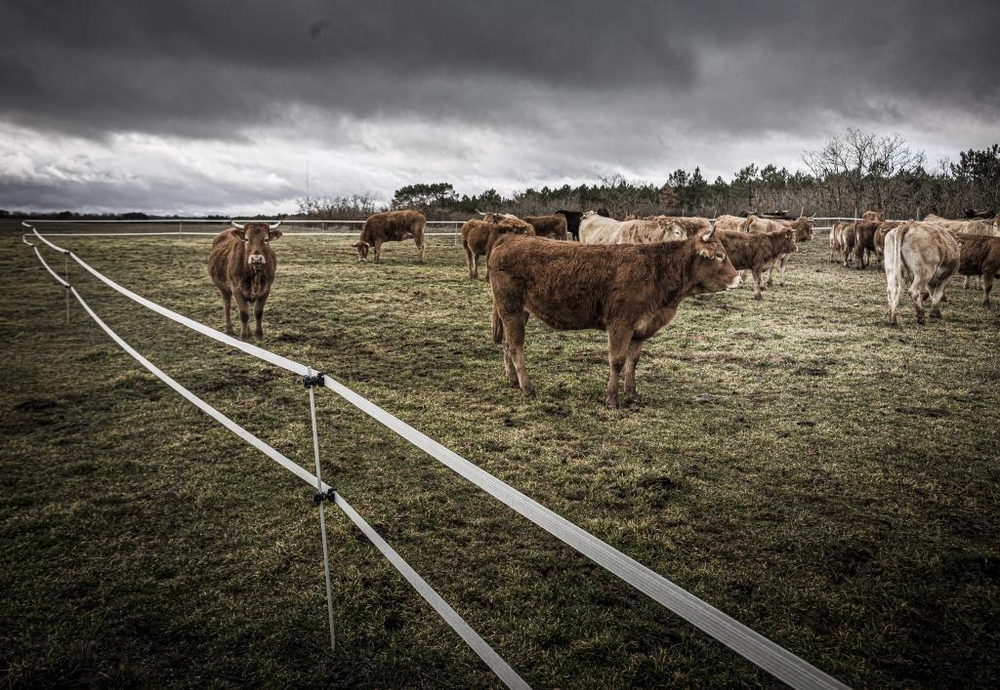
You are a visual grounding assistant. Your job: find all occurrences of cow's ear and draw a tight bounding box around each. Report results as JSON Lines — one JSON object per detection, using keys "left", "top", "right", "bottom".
{"left": 268, "top": 229, "right": 282, "bottom": 241}
{"left": 697, "top": 248, "right": 712, "bottom": 258}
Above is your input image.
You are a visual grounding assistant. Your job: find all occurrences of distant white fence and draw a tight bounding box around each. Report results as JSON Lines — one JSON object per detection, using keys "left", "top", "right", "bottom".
{"left": 22, "top": 222, "right": 848, "bottom": 690}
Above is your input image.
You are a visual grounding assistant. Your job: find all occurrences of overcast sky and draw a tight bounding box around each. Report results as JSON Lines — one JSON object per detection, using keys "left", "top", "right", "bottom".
{"left": 1, "top": 1, "right": 997, "bottom": 215}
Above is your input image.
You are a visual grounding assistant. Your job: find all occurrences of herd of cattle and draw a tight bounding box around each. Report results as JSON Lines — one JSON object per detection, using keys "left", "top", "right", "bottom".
{"left": 207, "top": 208, "right": 1000, "bottom": 408}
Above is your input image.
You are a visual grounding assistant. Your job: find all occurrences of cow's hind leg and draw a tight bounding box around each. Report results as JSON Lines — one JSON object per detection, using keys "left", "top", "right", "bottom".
{"left": 908, "top": 278, "right": 927, "bottom": 325}
{"left": 502, "top": 311, "right": 534, "bottom": 397}
{"left": 623, "top": 338, "right": 644, "bottom": 405}
{"left": 605, "top": 327, "right": 632, "bottom": 409}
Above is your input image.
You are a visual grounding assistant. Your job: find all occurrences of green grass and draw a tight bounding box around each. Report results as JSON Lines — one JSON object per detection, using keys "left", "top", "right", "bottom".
{"left": 2, "top": 222, "right": 998, "bottom": 688}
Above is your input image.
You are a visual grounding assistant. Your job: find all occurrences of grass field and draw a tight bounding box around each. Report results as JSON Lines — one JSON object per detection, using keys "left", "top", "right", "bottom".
{"left": 2, "top": 220, "right": 998, "bottom": 688}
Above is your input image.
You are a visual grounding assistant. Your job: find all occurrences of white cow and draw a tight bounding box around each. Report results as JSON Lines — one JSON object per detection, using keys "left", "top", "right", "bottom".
{"left": 884, "top": 221, "right": 960, "bottom": 326}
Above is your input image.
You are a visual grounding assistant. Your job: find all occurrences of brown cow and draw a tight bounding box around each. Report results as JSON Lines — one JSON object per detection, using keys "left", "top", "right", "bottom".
{"left": 778, "top": 216, "right": 815, "bottom": 242}
{"left": 354, "top": 209, "right": 426, "bottom": 264}
{"left": 462, "top": 219, "right": 533, "bottom": 280}
{"left": 208, "top": 221, "right": 282, "bottom": 341}
{"left": 954, "top": 232, "right": 1000, "bottom": 306}
{"left": 862, "top": 210, "right": 885, "bottom": 222}
{"left": 488, "top": 229, "right": 742, "bottom": 408}
{"left": 717, "top": 228, "right": 798, "bottom": 300}
{"left": 852, "top": 220, "right": 884, "bottom": 268}
{"left": 746, "top": 215, "right": 808, "bottom": 286}
{"left": 884, "top": 222, "right": 960, "bottom": 326}
{"left": 523, "top": 214, "right": 569, "bottom": 240}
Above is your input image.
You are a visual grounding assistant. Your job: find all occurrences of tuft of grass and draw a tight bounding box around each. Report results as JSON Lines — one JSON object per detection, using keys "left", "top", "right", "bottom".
{"left": 2, "top": 222, "right": 998, "bottom": 688}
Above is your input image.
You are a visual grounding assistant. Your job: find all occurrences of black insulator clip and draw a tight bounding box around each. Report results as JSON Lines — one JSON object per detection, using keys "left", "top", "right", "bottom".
{"left": 303, "top": 372, "right": 325, "bottom": 388}
{"left": 313, "top": 488, "right": 336, "bottom": 505}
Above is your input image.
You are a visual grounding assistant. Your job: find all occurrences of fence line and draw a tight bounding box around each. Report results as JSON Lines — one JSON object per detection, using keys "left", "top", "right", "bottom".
{"left": 23, "top": 223, "right": 849, "bottom": 690}
{"left": 21, "top": 231, "right": 530, "bottom": 690}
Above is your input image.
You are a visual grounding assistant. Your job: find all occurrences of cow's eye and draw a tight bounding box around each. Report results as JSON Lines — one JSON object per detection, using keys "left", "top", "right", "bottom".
{"left": 715, "top": 252, "right": 725, "bottom": 261}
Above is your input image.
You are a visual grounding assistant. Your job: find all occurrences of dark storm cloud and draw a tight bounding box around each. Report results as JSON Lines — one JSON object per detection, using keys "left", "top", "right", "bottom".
{"left": 3, "top": 0, "right": 994, "bottom": 140}
{"left": 1, "top": 1, "right": 997, "bottom": 212}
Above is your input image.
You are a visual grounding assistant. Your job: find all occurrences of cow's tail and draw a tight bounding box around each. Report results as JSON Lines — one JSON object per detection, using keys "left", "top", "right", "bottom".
{"left": 885, "top": 224, "right": 910, "bottom": 297}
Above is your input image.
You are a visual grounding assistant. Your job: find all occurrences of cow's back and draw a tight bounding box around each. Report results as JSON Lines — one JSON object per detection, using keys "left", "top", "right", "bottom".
{"left": 579, "top": 214, "right": 623, "bottom": 244}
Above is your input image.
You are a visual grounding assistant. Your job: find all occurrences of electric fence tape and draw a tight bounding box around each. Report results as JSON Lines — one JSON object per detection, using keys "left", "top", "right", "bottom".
{"left": 24, "top": 224, "right": 849, "bottom": 690}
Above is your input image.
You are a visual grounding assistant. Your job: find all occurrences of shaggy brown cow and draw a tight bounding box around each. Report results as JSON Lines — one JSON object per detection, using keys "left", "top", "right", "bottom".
{"left": 716, "top": 228, "right": 798, "bottom": 300}
{"left": 884, "top": 222, "right": 960, "bottom": 326}
{"left": 954, "top": 232, "right": 1000, "bottom": 306}
{"left": 778, "top": 216, "right": 815, "bottom": 242}
{"left": 523, "top": 214, "right": 569, "bottom": 240}
{"left": 208, "top": 221, "right": 282, "bottom": 341}
{"left": 488, "top": 229, "right": 742, "bottom": 408}
{"left": 462, "top": 219, "right": 533, "bottom": 279}
{"left": 354, "top": 209, "right": 426, "bottom": 264}
{"left": 862, "top": 210, "right": 885, "bottom": 222}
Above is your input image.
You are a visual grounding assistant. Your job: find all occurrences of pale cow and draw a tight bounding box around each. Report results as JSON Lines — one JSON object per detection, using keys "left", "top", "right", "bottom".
{"left": 884, "top": 221, "right": 960, "bottom": 326}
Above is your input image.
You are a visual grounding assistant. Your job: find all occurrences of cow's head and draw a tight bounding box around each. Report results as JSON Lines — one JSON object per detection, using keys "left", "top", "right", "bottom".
{"left": 779, "top": 227, "right": 799, "bottom": 253}
{"left": 232, "top": 221, "right": 281, "bottom": 267}
{"left": 653, "top": 216, "right": 687, "bottom": 240}
{"left": 690, "top": 227, "right": 741, "bottom": 293}
{"left": 354, "top": 241, "right": 371, "bottom": 262}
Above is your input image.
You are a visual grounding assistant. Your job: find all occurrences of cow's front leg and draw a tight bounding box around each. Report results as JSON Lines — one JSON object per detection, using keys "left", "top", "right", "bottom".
{"left": 623, "top": 338, "right": 644, "bottom": 405}
{"left": 233, "top": 292, "right": 252, "bottom": 341}
{"left": 220, "top": 290, "right": 234, "bottom": 336}
{"left": 253, "top": 293, "right": 268, "bottom": 340}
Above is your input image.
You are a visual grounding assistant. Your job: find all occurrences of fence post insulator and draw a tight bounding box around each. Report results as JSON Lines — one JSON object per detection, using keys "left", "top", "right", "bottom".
{"left": 303, "top": 372, "right": 325, "bottom": 388}
{"left": 313, "top": 488, "right": 336, "bottom": 505}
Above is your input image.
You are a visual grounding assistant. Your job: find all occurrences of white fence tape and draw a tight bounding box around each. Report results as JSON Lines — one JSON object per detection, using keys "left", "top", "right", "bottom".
{"left": 24, "top": 223, "right": 849, "bottom": 689}
{"left": 22, "top": 232, "right": 530, "bottom": 690}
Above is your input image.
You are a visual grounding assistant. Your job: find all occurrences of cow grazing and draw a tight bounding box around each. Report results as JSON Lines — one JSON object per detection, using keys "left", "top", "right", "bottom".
{"left": 954, "top": 232, "right": 1000, "bottom": 306}
{"left": 523, "top": 214, "right": 569, "bottom": 240}
{"left": 554, "top": 209, "right": 584, "bottom": 241}
{"left": 716, "top": 228, "right": 798, "bottom": 300}
{"left": 354, "top": 209, "right": 426, "bottom": 264}
{"left": 488, "top": 229, "right": 742, "bottom": 408}
{"left": 884, "top": 221, "right": 960, "bottom": 326}
{"left": 208, "top": 221, "right": 282, "bottom": 341}
{"left": 462, "top": 218, "right": 533, "bottom": 280}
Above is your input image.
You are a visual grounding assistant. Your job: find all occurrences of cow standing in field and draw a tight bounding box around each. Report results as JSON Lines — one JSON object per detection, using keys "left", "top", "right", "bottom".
{"left": 829, "top": 222, "right": 850, "bottom": 262}
{"left": 954, "top": 232, "right": 1000, "bottom": 306}
{"left": 746, "top": 215, "right": 809, "bottom": 287}
{"left": 873, "top": 221, "right": 903, "bottom": 267}
{"left": 523, "top": 214, "right": 569, "bottom": 240}
{"left": 852, "top": 220, "right": 884, "bottom": 268}
{"left": 554, "top": 209, "right": 584, "bottom": 241}
{"left": 354, "top": 209, "right": 426, "bottom": 264}
{"left": 717, "top": 228, "right": 798, "bottom": 300}
{"left": 884, "top": 221, "right": 960, "bottom": 326}
{"left": 842, "top": 223, "right": 858, "bottom": 267}
{"left": 208, "top": 221, "right": 282, "bottom": 342}
{"left": 462, "top": 218, "right": 533, "bottom": 280}
{"left": 488, "top": 228, "right": 741, "bottom": 408}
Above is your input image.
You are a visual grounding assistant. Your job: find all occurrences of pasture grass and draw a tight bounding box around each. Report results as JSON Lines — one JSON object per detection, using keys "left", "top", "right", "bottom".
{"left": 1, "top": 221, "right": 998, "bottom": 688}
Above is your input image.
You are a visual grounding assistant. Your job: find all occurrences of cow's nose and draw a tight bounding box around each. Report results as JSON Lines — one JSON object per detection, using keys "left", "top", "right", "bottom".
{"left": 249, "top": 254, "right": 265, "bottom": 265}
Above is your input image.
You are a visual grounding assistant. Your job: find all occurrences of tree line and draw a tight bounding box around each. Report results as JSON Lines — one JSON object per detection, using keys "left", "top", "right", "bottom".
{"left": 297, "top": 130, "right": 1000, "bottom": 222}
